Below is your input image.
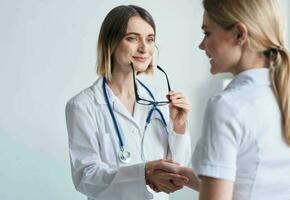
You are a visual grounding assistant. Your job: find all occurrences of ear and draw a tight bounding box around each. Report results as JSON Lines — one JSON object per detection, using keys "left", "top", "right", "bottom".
{"left": 234, "top": 22, "right": 248, "bottom": 45}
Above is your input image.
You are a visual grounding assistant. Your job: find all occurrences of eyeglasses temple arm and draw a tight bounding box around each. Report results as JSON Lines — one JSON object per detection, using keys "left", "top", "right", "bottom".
{"left": 157, "top": 65, "right": 171, "bottom": 92}
{"left": 131, "top": 62, "right": 140, "bottom": 101}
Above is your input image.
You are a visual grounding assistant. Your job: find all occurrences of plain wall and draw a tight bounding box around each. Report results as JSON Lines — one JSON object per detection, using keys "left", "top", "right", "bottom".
{"left": 0, "top": 1, "right": 288, "bottom": 200}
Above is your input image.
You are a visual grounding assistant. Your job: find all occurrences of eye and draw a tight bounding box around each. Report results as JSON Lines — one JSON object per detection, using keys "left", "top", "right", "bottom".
{"left": 126, "top": 36, "right": 137, "bottom": 42}
{"left": 203, "top": 31, "right": 211, "bottom": 37}
{"left": 147, "top": 37, "right": 155, "bottom": 43}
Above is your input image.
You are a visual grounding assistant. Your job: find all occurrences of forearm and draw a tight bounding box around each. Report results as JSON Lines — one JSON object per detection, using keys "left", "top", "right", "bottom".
{"left": 178, "top": 166, "right": 200, "bottom": 191}
{"left": 173, "top": 120, "right": 187, "bottom": 133}
{"left": 73, "top": 162, "right": 151, "bottom": 199}
{"left": 168, "top": 128, "right": 191, "bottom": 165}
{"left": 199, "top": 176, "right": 234, "bottom": 200}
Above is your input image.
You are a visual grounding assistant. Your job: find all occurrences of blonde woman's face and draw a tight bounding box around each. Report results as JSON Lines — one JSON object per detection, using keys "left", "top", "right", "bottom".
{"left": 113, "top": 16, "right": 155, "bottom": 73}
{"left": 199, "top": 12, "right": 241, "bottom": 74}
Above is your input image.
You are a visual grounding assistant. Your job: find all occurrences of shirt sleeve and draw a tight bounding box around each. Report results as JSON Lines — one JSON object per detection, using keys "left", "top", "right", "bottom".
{"left": 168, "top": 120, "right": 192, "bottom": 166}
{"left": 65, "top": 101, "right": 153, "bottom": 200}
{"left": 158, "top": 101, "right": 191, "bottom": 166}
{"left": 151, "top": 86, "right": 192, "bottom": 166}
{"left": 192, "top": 96, "right": 242, "bottom": 182}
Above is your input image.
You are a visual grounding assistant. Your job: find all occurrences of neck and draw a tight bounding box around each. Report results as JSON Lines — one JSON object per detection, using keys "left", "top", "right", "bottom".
{"left": 233, "top": 48, "right": 269, "bottom": 75}
{"left": 107, "top": 68, "right": 136, "bottom": 116}
{"left": 107, "top": 70, "right": 135, "bottom": 98}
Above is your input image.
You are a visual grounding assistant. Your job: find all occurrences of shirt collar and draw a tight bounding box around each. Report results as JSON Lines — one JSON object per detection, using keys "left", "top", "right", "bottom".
{"left": 92, "top": 77, "right": 167, "bottom": 128}
{"left": 90, "top": 77, "right": 107, "bottom": 105}
{"left": 226, "top": 68, "right": 271, "bottom": 90}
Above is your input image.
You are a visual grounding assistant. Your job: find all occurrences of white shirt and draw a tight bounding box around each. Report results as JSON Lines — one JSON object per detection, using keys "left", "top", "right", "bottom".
{"left": 65, "top": 78, "right": 191, "bottom": 200}
{"left": 192, "top": 68, "right": 290, "bottom": 200}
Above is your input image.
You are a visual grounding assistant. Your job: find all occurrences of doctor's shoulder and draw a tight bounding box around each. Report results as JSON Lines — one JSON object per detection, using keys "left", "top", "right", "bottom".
{"left": 66, "top": 80, "right": 102, "bottom": 111}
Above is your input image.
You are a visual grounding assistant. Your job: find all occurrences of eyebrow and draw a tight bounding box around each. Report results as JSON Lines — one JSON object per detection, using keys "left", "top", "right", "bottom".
{"left": 125, "top": 32, "right": 155, "bottom": 37}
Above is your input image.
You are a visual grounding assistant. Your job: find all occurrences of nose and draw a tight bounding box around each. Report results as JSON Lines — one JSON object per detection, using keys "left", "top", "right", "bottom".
{"left": 137, "top": 39, "right": 147, "bottom": 53}
{"left": 199, "top": 39, "right": 205, "bottom": 50}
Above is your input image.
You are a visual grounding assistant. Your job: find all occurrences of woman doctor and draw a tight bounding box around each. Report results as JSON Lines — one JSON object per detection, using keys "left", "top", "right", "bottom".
{"left": 65, "top": 5, "right": 191, "bottom": 200}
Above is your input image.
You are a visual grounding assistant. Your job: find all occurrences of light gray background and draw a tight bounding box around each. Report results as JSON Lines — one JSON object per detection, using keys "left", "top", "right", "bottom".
{"left": 0, "top": 1, "right": 288, "bottom": 199}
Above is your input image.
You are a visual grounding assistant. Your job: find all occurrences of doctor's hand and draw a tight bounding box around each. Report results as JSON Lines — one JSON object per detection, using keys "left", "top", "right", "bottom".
{"left": 167, "top": 91, "right": 190, "bottom": 134}
{"left": 145, "top": 159, "right": 189, "bottom": 193}
{"left": 146, "top": 170, "right": 187, "bottom": 193}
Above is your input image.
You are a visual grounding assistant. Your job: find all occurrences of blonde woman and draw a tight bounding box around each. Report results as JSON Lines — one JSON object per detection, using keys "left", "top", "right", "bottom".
{"left": 152, "top": 0, "right": 290, "bottom": 199}
{"left": 194, "top": 0, "right": 290, "bottom": 199}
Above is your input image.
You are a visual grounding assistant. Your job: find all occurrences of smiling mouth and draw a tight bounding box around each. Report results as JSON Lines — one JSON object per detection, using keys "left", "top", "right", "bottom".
{"left": 132, "top": 56, "right": 147, "bottom": 62}
{"left": 206, "top": 53, "right": 212, "bottom": 62}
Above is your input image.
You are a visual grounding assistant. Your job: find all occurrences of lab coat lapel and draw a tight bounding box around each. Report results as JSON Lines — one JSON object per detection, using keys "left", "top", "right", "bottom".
{"left": 132, "top": 102, "right": 148, "bottom": 132}
{"left": 132, "top": 81, "right": 156, "bottom": 132}
{"left": 105, "top": 85, "right": 140, "bottom": 131}
{"left": 112, "top": 101, "right": 137, "bottom": 126}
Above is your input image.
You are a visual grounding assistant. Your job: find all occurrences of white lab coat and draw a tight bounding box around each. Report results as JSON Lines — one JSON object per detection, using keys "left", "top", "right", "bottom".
{"left": 65, "top": 78, "right": 191, "bottom": 200}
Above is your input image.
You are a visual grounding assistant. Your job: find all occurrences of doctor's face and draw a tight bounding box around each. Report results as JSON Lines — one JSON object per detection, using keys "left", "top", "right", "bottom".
{"left": 113, "top": 16, "right": 155, "bottom": 73}
{"left": 199, "top": 12, "right": 241, "bottom": 74}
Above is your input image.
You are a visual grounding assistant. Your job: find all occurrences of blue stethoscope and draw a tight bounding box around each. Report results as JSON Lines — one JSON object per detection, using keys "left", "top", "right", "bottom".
{"left": 102, "top": 78, "right": 168, "bottom": 164}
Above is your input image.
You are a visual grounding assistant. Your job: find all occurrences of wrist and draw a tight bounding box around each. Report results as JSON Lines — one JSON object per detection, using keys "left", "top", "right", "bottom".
{"left": 173, "top": 121, "right": 187, "bottom": 134}
{"left": 145, "top": 163, "right": 151, "bottom": 185}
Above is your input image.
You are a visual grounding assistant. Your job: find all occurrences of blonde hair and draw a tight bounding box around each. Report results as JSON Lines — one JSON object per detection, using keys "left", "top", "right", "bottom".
{"left": 203, "top": 0, "right": 290, "bottom": 145}
{"left": 96, "top": 5, "right": 155, "bottom": 81}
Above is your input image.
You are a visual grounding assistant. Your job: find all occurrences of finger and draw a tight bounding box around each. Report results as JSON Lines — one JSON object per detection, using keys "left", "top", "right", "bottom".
{"left": 170, "top": 98, "right": 189, "bottom": 104}
{"left": 168, "top": 92, "right": 183, "bottom": 99}
{"left": 170, "top": 102, "right": 190, "bottom": 111}
{"left": 153, "top": 184, "right": 163, "bottom": 193}
{"left": 168, "top": 90, "right": 175, "bottom": 95}
{"left": 151, "top": 160, "right": 180, "bottom": 172}
{"left": 147, "top": 159, "right": 167, "bottom": 173}
{"left": 154, "top": 179, "right": 182, "bottom": 193}
{"left": 167, "top": 180, "right": 183, "bottom": 192}
{"left": 154, "top": 163, "right": 180, "bottom": 173}
{"left": 172, "top": 179, "right": 187, "bottom": 187}
{"left": 165, "top": 159, "right": 180, "bottom": 165}
{"left": 168, "top": 92, "right": 187, "bottom": 100}
{"left": 169, "top": 97, "right": 189, "bottom": 105}
{"left": 150, "top": 183, "right": 161, "bottom": 192}
{"left": 154, "top": 184, "right": 170, "bottom": 194}
{"left": 161, "top": 172, "right": 189, "bottom": 182}
{"left": 157, "top": 183, "right": 173, "bottom": 194}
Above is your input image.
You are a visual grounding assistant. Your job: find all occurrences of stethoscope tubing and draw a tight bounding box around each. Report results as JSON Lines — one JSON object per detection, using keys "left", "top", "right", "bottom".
{"left": 102, "top": 78, "right": 125, "bottom": 149}
{"left": 102, "top": 77, "right": 169, "bottom": 162}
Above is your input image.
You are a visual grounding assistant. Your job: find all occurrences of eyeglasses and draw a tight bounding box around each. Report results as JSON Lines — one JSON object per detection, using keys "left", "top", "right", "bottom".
{"left": 131, "top": 62, "right": 171, "bottom": 106}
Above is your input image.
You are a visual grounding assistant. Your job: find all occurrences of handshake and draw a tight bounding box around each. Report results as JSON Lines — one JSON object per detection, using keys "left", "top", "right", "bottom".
{"left": 145, "top": 159, "right": 199, "bottom": 194}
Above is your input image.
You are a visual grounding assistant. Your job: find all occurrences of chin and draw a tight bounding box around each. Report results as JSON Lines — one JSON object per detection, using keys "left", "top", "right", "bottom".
{"left": 134, "top": 63, "right": 150, "bottom": 72}
{"left": 210, "top": 66, "right": 219, "bottom": 75}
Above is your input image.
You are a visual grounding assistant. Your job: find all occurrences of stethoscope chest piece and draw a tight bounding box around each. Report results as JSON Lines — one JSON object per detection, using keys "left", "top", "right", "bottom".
{"left": 118, "top": 148, "right": 131, "bottom": 164}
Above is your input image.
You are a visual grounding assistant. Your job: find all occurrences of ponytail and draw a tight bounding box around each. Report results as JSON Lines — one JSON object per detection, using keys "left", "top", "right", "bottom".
{"left": 269, "top": 47, "right": 290, "bottom": 145}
